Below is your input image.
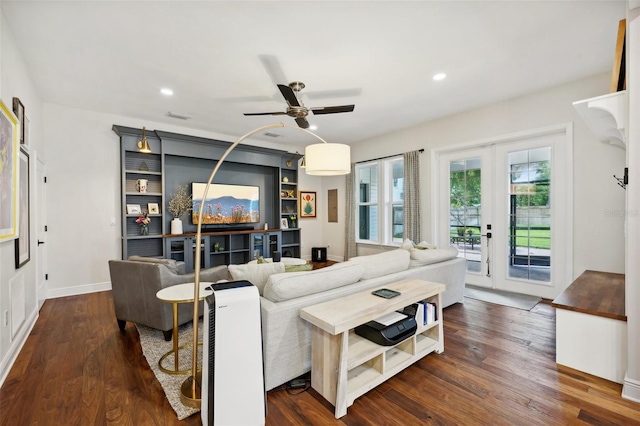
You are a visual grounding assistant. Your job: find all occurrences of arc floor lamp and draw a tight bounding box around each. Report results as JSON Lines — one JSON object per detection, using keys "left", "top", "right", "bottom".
{"left": 181, "top": 122, "right": 351, "bottom": 406}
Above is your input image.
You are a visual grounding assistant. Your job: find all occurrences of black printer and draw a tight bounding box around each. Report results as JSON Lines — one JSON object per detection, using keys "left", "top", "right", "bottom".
{"left": 354, "top": 310, "right": 417, "bottom": 346}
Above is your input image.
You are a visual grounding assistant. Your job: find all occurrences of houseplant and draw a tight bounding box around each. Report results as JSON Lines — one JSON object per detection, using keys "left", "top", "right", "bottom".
{"left": 168, "top": 185, "right": 192, "bottom": 234}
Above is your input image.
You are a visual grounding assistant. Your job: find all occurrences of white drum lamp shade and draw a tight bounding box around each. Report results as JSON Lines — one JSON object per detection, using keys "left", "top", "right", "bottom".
{"left": 304, "top": 143, "right": 351, "bottom": 175}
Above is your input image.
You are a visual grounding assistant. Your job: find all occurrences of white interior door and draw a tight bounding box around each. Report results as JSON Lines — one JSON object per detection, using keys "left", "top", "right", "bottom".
{"left": 436, "top": 125, "right": 572, "bottom": 298}
{"left": 35, "top": 153, "right": 47, "bottom": 308}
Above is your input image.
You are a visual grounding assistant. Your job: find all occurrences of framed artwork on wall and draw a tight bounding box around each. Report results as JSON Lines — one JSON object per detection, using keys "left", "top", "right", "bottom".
{"left": 12, "top": 97, "right": 25, "bottom": 145}
{"left": 15, "top": 147, "right": 30, "bottom": 268}
{"left": 299, "top": 191, "right": 317, "bottom": 218}
{"left": 0, "top": 99, "right": 19, "bottom": 242}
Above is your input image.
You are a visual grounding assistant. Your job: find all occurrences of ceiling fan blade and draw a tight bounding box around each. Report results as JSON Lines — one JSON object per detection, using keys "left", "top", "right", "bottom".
{"left": 243, "top": 111, "right": 287, "bottom": 116}
{"left": 278, "top": 84, "right": 301, "bottom": 107}
{"left": 295, "top": 117, "right": 310, "bottom": 129}
{"left": 311, "top": 105, "right": 355, "bottom": 115}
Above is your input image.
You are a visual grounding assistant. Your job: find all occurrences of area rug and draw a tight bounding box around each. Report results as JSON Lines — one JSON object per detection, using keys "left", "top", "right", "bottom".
{"left": 464, "top": 285, "right": 541, "bottom": 311}
{"left": 136, "top": 321, "right": 203, "bottom": 420}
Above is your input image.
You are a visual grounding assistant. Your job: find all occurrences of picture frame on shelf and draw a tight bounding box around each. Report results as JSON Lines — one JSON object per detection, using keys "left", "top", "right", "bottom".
{"left": 126, "top": 204, "right": 142, "bottom": 214}
{"left": 0, "top": 99, "right": 19, "bottom": 242}
{"left": 12, "top": 97, "right": 25, "bottom": 144}
{"left": 280, "top": 218, "right": 289, "bottom": 229}
{"left": 15, "top": 147, "right": 30, "bottom": 268}
{"left": 299, "top": 191, "right": 317, "bottom": 218}
{"left": 148, "top": 203, "right": 160, "bottom": 214}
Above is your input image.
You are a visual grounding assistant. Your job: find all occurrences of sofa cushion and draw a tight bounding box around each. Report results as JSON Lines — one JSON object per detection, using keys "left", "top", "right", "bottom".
{"left": 228, "top": 263, "right": 285, "bottom": 295}
{"left": 408, "top": 246, "right": 459, "bottom": 268}
{"left": 347, "top": 249, "right": 410, "bottom": 279}
{"left": 263, "top": 262, "right": 365, "bottom": 302}
{"left": 127, "top": 255, "right": 181, "bottom": 274}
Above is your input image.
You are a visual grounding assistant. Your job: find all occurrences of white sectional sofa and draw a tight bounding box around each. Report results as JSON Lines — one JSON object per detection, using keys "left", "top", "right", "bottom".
{"left": 228, "top": 246, "right": 466, "bottom": 390}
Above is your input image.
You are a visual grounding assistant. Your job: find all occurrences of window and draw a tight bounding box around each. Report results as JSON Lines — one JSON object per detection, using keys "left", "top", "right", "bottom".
{"left": 356, "top": 157, "right": 404, "bottom": 245}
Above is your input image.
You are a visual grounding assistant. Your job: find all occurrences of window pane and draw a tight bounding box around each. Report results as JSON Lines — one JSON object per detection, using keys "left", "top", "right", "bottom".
{"left": 357, "top": 165, "right": 378, "bottom": 203}
{"left": 392, "top": 205, "right": 403, "bottom": 242}
{"left": 391, "top": 161, "right": 404, "bottom": 203}
{"left": 508, "top": 148, "right": 551, "bottom": 282}
{"left": 358, "top": 205, "right": 378, "bottom": 240}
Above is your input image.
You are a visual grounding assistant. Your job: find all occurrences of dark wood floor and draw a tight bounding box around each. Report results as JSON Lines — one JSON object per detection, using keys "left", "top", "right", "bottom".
{"left": 2, "top": 292, "right": 639, "bottom": 425}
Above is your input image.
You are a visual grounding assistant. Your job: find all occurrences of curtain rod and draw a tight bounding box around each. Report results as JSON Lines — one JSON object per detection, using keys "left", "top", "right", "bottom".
{"left": 355, "top": 148, "right": 424, "bottom": 164}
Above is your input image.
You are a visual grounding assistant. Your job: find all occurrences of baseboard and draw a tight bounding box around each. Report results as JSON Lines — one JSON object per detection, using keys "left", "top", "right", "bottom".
{"left": 47, "top": 281, "right": 112, "bottom": 299}
{"left": 623, "top": 374, "right": 640, "bottom": 403}
{"left": 328, "top": 254, "right": 344, "bottom": 262}
{"left": 0, "top": 308, "right": 38, "bottom": 388}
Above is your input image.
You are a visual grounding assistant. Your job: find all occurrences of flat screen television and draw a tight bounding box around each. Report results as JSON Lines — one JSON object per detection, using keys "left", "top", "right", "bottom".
{"left": 192, "top": 183, "right": 260, "bottom": 225}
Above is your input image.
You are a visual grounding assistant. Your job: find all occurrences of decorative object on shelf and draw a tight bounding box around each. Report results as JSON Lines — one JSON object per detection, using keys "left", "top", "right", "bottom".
{"left": 289, "top": 214, "right": 297, "bottom": 229}
{"left": 148, "top": 203, "right": 160, "bottom": 214}
{"left": 182, "top": 123, "right": 350, "bottom": 409}
{"left": 0, "top": 99, "right": 19, "bottom": 242}
{"left": 282, "top": 176, "right": 288, "bottom": 183}
{"left": 136, "top": 213, "right": 151, "bottom": 235}
{"left": 126, "top": 204, "right": 142, "bottom": 214}
{"left": 137, "top": 126, "right": 152, "bottom": 153}
{"left": 280, "top": 218, "right": 289, "bottom": 229}
{"left": 136, "top": 178, "right": 148, "bottom": 193}
{"left": 214, "top": 242, "right": 220, "bottom": 251}
{"left": 139, "top": 161, "right": 149, "bottom": 172}
{"left": 168, "top": 185, "right": 193, "bottom": 235}
{"left": 299, "top": 191, "right": 317, "bottom": 218}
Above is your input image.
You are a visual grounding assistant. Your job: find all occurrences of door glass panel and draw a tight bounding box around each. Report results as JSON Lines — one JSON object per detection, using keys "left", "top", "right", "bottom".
{"left": 449, "top": 158, "right": 481, "bottom": 274}
{"left": 508, "top": 148, "right": 551, "bottom": 282}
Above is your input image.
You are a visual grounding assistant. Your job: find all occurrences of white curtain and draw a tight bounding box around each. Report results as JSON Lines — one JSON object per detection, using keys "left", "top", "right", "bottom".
{"left": 403, "top": 150, "right": 421, "bottom": 242}
{"left": 344, "top": 163, "right": 357, "bottom": 260}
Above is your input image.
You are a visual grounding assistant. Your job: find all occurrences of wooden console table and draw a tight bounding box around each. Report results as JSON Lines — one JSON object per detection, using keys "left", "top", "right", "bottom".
{"left": 300, "top": 278, "right": 445, "bottom": 418}
{"left": 552, "top": 270, "right": 626, "bottom": 383}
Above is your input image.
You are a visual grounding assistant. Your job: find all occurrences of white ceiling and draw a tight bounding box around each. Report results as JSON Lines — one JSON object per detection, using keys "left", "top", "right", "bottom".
{"left": 1, "top": 1, "right": 627, "bottom": 148}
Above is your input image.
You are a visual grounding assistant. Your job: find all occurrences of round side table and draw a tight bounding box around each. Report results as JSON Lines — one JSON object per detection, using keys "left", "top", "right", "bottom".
{"left": 156, "top": 281, "right": 213, "bottom": 375}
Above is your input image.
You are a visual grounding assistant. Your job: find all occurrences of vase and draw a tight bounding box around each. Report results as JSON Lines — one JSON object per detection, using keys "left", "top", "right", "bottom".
{"left": 290, "top": 221, "right": 296, "bottom": 229}
{"left": 171, "top": 218, "right": 183, "bottom": 235}
{"left": 141, "top": 224, "right": 149, "bottom": 235}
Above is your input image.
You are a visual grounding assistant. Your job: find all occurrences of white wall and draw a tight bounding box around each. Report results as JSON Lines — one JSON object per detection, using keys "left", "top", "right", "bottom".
{"left": 0, "top": 9, "right": 45, "bottom": 385}
{"left": 340, "top": 73, "right": 626, "bottom": 282}
{"left": 42, "top": 104, "right": 314, "bottom": 297}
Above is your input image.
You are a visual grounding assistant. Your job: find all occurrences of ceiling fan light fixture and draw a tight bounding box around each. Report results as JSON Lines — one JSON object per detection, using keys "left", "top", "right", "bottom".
{"left": 304, "top": 143, "right": 350, "bottom": 175}
{"left": 137, "top": 127, "right": 152, "bottom": 153}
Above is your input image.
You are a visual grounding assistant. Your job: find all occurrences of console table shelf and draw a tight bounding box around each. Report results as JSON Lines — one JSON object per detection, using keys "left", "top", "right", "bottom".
{"left": 301, "top": 278, "right": 445, "bottom": 418}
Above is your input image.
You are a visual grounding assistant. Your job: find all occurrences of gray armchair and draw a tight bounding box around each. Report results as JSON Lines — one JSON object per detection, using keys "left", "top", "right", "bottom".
{"left": 108, "top": 256, "right": 230, "bottom": 340}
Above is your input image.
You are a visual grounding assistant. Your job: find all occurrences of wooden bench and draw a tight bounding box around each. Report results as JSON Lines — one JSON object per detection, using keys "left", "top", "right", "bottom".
{"left": 551, "top": 270, "right": 626, "bottom": 383}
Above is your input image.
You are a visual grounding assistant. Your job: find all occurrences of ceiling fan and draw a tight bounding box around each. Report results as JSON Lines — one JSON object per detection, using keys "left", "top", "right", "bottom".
{"left": 243, "top": 81, "right": 355, "bottom": 129}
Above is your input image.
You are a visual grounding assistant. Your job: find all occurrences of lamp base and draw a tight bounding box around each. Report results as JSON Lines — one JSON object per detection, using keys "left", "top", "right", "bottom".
{"left": 180, "top": 372, "right": 202, "bottom": 408}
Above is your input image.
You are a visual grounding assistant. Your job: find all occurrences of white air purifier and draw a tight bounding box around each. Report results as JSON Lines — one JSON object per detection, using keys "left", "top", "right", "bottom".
{"left": 201, "top": 281, "right": 266, "bottom": 426}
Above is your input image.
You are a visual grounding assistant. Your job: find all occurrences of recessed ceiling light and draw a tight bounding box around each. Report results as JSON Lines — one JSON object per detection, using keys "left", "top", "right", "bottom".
{"left": 309, "top": 125, "right": 317, "bottom": 130}
{"left": 160, "top": 88, "right": 174, "bottom": 96}
{"left": 432, "top": 73, "right": 447, "bottom": 81}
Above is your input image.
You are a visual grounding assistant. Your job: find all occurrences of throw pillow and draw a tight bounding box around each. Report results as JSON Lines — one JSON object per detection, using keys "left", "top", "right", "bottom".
{"left": 284, "top": 263, "right": 313, "bottom": 272}
{"left": 400, "top": 239, "right": 415, "bottom": 251}
{"left": 228, "top": 262, "right": 285, "bottom": 295}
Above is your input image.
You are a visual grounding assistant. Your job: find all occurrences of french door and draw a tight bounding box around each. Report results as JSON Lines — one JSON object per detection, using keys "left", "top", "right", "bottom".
{"left": 436, "top": 126, "right": 572, "bottom": 298}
